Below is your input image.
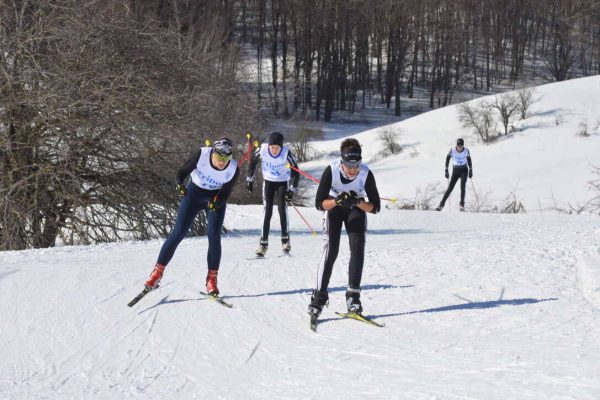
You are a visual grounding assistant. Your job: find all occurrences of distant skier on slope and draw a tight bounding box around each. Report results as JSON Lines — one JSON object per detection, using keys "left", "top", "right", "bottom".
{"left": 143, "top": 138, "right": 239, "bottom": 296}
{"left": 246, "top": 131, "right": 300, "bottom": 257}
{"left": 435, "top": 138, "right": 473, "bottom": 212}
{"left": 308, "top": 138, "right": 381, "bottom": 318}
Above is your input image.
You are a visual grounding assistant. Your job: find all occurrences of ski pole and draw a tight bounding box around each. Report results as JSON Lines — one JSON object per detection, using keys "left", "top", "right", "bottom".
{"left": 470, "top": 178, "right": 480, "bottom": 209}
{"left": 286, "top": 164, "right": 397, "bottom": 203}
{"left": 287, "top": 201, "right": 318, "bottom": 236}
{"left": 238, "top": 133, "right": 258, "bottom": 167}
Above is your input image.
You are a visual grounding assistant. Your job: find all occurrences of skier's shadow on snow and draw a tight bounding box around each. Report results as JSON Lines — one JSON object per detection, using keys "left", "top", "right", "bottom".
{"left": 368, "top": 297, "right": 559, "bottom": 320}
{"left": 225, "top": 283, "right": 411, "bottom": 299}
{"left": 138, "top": 294, "right": 208, "bottom": 314}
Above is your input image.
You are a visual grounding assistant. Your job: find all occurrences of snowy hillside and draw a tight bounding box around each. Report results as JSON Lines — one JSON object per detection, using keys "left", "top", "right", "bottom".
{"left": 302, "top": 76, "right": 600, "bottom": 213}
{"left": 1, "top": 206, "right": 599, "bottom": 399}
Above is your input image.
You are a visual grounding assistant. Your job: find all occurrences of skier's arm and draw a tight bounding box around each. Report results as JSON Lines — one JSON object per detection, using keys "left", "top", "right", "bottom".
{"left": 176, "top": 148, "right": 202, "bottom": 184}
{"left": 246, "top": 147, "right": 261, "bottom": 180}
{"left": 467, "top": 154, "right": 472, "bottom": 169}
{"left": 287, "top": 150, "right": 300, "bottom": 189}
{"left": 445, "top": 149, "right": 452, "bottom": 169}
{"left": 357, "top": 171, "right": 380, "bottom": 214}
{"left": 215, "top": 166, "right": 240, "bottom": 206}
{"left": 315, "top": 166, "right": 335, "bottom": 211}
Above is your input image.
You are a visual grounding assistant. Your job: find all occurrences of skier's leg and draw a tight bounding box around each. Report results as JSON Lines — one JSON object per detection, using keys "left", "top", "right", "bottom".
{"left": 459, "top": 169, "right": 468, "bottom": 206}
{"left": 343, "top": 208, "right": 367, "bottom": 312}
{"left": 206, "top": 203, "right": 227, "bottom": 270}
{"left": 439, "top": 168, "right": 461, "bottom": 207}
{"left": 260, "top": 180, "right": 276, "bottom": 243}
{"left": 275, "top": 183, "right": 289, "bottom": 241}
{"left": 157, "top": 187, "right": 202, "bottom": 266}
{"left": 315, "top": 207, "right": 344, "bottom": 292}
{"left": 345, "top": 208, "right": 367, "bottom": 290}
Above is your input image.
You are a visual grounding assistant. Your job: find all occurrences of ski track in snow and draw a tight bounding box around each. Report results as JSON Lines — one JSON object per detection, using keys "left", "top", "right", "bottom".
{"left": 0, "top": 207, "right": 599, "bottom": 399}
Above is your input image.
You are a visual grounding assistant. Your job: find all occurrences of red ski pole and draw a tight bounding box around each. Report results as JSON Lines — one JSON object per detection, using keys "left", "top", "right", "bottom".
{"left": 288, "top": 201, "right": 318, "bottom": 236}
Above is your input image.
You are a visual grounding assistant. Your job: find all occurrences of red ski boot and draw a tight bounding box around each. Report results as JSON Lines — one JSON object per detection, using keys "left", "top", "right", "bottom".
{"left": 206, "top": 269, "right": 219, "bottom": 295}
{"left": 145, "top": 263, "right": 165, "bottom": 289}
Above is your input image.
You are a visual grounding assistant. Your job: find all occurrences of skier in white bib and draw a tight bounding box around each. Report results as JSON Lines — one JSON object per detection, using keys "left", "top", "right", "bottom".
{"left": 143, "top": 138, "right": 239, "bottom": 295}
{"left": 308, "top": 138, "right": 381, "bottom": 317}
{"left": 246, "top": 132, "right": 300, "bottom": 256}
{"left": 436, "top": 138, "right": 473, "bottom": 211}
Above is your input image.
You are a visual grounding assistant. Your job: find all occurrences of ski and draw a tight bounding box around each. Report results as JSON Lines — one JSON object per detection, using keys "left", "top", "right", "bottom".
{"left": 334, "top": 312, "right": 385, "bottom": 327}
{"left": 127, "top": 286, "right": 153, "bottom": 307}
{"left": 200, "top": 292, "right": 233, "bottom": 308}
{"left": 309, "top": 314, "right": 319, "bottom": 332}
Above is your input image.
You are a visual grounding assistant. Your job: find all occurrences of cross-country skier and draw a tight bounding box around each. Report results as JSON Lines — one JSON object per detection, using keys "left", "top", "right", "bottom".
{"left": 308, "top": 138, "right": 380, "bottom": 317}
{"left": 143, "top": 137, "right": 239, "bottom": 295}
{"left": 246, "top": 131, "right": 299, "bottom": 256}
{"left": 435, "top": 138, "right": 473, "bottom": 212}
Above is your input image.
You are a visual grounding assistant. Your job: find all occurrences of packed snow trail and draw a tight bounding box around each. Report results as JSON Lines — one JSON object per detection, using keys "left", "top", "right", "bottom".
{"left": 1, "top": 206, "right": 599, "bottom": 399}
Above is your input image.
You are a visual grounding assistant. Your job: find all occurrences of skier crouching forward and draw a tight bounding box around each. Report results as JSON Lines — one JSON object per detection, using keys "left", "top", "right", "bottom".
{"left": 308, "top": 138, "right": 380, "bottom": 317}
{"left": 144, "top": 138, "right": 239, "bottom": 295}
{"left": 246, "top": 131, "right": 299, "bottom": 256}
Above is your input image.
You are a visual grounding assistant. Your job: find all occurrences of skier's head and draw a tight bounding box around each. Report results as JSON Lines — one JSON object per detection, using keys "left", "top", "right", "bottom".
{"left": 212, "top": 137, "right": 233, "bottom": 168}
{"left": 340, "top": 138, "right": 362, "bottom": 177}
{"left": 214, "top": 137, "right": 233, "bottom": 156}
{"left": 456, "top": 138, "right": 464, "bottom": 147}
{"left": 268, "top": 132, "right": 284, "bottom": 147}
{"left": 267, "top": 131, "right": 284, "bottom": 156}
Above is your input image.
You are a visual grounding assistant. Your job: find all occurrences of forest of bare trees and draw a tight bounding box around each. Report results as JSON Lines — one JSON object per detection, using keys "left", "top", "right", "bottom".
{"left": 239, "top": 0, "right": 599, "bottom": 120}
{"left": 2, "top": 0, "right": 599, "bottom": 250}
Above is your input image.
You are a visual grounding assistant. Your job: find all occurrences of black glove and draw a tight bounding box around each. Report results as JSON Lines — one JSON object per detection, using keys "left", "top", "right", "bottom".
{"left": 468, "top": 169, "right": 473, "bottom": 178}
{"left": 445, "top": 169, "right": 449, "bottom": 179}
{"left": 246, "top": 181, "right": 253, "bottom": 193}
{"left": 335, "top": 191, "right": 359, "bottom": 209}
{"left": 285, "top": 190, "right": 294, "bottom": 202}
{"left": 176, "top": 183, "right": 187, "bottom": 197}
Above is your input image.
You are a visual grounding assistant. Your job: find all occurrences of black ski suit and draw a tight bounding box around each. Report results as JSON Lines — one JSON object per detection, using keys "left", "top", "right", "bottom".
{"left": 313, "top": 165, "right": 380, "bottom": 293}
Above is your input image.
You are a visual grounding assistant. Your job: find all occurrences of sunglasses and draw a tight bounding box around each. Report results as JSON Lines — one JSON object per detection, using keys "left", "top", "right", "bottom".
{"left": 214, "top": 152, "right": 232, "bottom": 162}
{"left": 341, "top": 159, "right": 361, "bottom": 169}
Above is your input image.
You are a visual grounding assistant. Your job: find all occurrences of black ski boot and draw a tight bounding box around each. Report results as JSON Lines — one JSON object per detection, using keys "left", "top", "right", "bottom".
{"left": 281, "top": 236, "right": 291, "bottom": 254}
{"left": 307, "top": 289, "right": 329, "bottom": 317}
{"left": 345, "top": 289, "right": 363, "bottom": 314}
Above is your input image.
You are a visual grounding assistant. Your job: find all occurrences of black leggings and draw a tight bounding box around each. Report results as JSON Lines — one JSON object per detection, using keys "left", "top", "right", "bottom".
{"left": 261, "top": 180, "right": 288, "bottom": 242}
{"left": 440, "top": 167, "right": 468, "bottom": 207}
{"left": 316, "top": 206, "right": 367, "bottom": 292}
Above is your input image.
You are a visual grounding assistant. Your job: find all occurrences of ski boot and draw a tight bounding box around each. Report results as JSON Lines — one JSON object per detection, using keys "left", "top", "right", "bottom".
{"left": 345, "top": 288, "right": 363, "bottom": 314}
{"left": 255, "top": 239, "right": 268, "bottom": 257}
{"left": 145, "top": 263, "right": 165, "bottom": 289}
{"left": 281, "top": 236, "right": 291, "bottom": 254}
{"left": 206, "top": 269, "right": 219, "bottom": 295}
{"left": 459, "top": 204, "right": 465, "bottom": 212}
{"left": 307, "top": 289, "right": 329, "bottom": 317}
{"left": 435, "top": 205, "right": 443, "bottom": 211}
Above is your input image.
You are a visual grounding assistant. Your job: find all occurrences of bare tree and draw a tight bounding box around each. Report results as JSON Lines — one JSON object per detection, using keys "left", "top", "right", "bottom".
{"left": 516, "top": 87, "right": 540, "bottom": 120}
{"left": 490, "top": 94, "right": 519, "bottom": 135}
{"left": 0, "top": 1, "right": 260, "bottom": 250}
{"left": 458, "top": 102, "right": 497, "bottom": 142}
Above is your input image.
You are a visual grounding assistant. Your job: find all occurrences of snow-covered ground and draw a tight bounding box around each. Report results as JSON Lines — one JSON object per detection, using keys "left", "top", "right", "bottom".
{"left": 301, "top": 76, "right": 600, "bottom": 213}
{"left": 1, "top": 205, "right": 599, "bottom": 399}
{"left": 2, "top": 74, "right": 600, "bottom": 399}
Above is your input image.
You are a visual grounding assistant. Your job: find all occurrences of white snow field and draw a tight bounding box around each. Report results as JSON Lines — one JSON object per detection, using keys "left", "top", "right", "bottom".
{"left": 1, "top": 205, "right": 599, "bottom": 400}
{"left": 302, "top": 76, "right": 600, "bottom": 213}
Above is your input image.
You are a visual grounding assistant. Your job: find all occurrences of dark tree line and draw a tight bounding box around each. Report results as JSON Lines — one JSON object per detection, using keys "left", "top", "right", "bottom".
{"left": 240, "top": 0, "right": 599, "bottom": 120}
